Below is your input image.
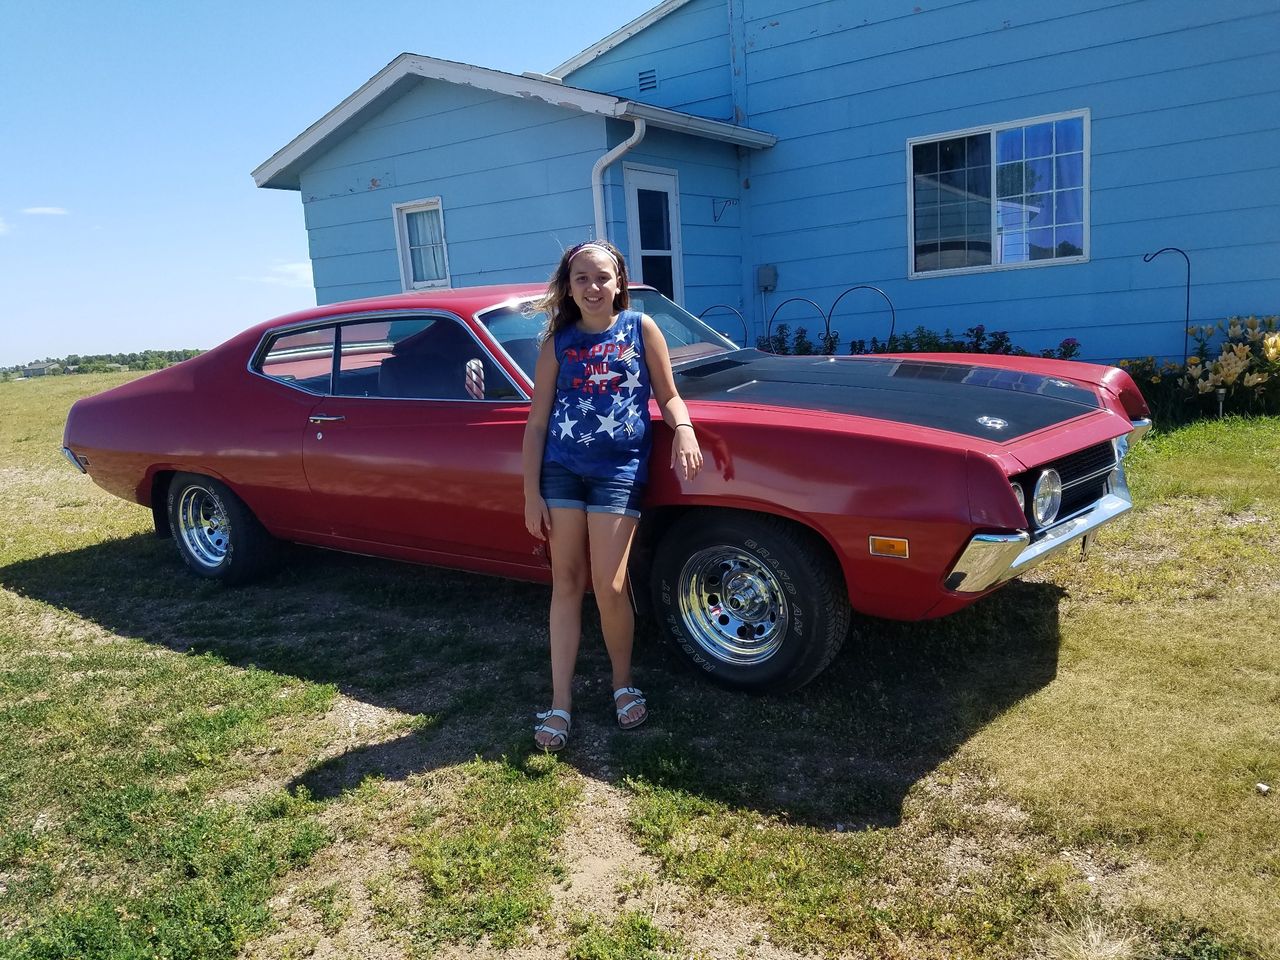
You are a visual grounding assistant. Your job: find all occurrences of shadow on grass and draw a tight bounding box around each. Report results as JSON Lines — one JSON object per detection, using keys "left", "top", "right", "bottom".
{"left": 1, "top": 532, "right": 1062, "bottom": 827}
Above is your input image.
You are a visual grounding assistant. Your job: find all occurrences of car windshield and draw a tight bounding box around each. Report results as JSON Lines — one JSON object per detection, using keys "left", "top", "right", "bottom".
{"left": 476, "top": 288, "right": 738, "bottom": 379}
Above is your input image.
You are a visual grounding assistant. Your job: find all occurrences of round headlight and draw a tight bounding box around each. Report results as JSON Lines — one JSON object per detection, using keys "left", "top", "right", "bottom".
{"left": 1032, "top": 469, "right": 1062, "bottom": 526}
{"left": 1011, "top": 481, "right": 1025, "bottom": 512}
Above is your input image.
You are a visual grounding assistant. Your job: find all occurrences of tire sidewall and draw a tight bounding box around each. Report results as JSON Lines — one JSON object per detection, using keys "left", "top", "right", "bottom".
{"left": 166, "top": 474, "right": 240, "bottom": 580}
{"left": 652, "top": 515, "right": 827, "bottom": 692}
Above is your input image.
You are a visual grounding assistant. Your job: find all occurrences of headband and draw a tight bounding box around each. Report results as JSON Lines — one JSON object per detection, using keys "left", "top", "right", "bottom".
{"left": 568, "top": 242, "right": 620, "bottom": 271}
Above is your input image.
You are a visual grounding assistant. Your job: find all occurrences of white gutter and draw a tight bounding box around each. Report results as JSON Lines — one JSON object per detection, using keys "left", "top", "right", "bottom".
{"left": 591, "top": 117, "right": 646, "bottom": 242}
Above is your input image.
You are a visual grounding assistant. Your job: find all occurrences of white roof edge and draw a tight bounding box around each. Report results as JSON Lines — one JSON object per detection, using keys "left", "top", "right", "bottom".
{"left": 549, "top": 0, "right": 695, "bottom": 78}
{"left": 254, "top": 51, "right": 773, "bottom": 190}
{"left": 623, "top": 102, "right": 775, "bottom": 148}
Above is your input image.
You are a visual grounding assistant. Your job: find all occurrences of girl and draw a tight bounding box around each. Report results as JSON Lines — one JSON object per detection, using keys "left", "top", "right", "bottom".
{"left": 522, "top": 239, "right": 703, "bottom": 752}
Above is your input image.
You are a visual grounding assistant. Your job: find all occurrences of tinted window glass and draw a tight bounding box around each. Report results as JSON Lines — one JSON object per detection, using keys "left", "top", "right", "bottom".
{"left": 335, "top": 315, "right": 518, "bottom": 401}
{"left": 257, "top": 327, "right": 335, "bottom": 394}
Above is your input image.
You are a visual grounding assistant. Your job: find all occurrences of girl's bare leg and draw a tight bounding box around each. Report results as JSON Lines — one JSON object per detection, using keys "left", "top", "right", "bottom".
{"left": 587, "top": 512, "right": 645, "bottom": 722}
{"left": 540, "top": 508, "right": 589, "bottom": 748}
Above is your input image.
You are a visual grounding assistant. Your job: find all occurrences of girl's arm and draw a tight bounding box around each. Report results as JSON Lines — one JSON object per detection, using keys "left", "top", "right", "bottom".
{"left": 640, "top": 315, "right": 704, "bottom": 481}
{"left": 521, "top": 338, "right": 560, "bottom": 539}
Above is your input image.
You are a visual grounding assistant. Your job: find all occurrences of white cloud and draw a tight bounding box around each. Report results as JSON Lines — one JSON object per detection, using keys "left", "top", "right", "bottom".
{"left": 22, "top": 206, "right": 69, "bottom": 216}
{"left": 239, "top": 261, "right": 314, "bottom": 288}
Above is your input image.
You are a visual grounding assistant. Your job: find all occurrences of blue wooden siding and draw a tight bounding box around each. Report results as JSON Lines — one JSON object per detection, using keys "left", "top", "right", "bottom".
{"left": 563, "top": 0, "right": 733, "bottom": 121}
{"left": 298, "top": 78, "right": 604, "bottom": 303}
{"left": 735, "top": 0, "right": 1280, "bottom": 360}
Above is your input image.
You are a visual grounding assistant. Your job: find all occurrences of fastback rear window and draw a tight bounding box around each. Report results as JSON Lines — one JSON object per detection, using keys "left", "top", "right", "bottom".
{"left": 257, "top": 327, "right": 335, "bottom": 394}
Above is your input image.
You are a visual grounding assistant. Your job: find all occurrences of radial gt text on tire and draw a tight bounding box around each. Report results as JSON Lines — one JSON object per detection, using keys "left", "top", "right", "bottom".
{"left": 651, "top": 510, "right": 850, "bottom": 693}
{"left": 165, "top": 472, "right": 274, "bottom": 584}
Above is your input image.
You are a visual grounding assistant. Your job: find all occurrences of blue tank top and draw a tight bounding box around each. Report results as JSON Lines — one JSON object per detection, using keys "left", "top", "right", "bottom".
{"left": 543, "top": 309, "right": 652, "bottom": 483}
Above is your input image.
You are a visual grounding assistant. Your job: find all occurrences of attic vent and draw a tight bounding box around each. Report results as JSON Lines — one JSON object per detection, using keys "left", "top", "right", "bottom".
{"left": 638, "top": 68, "right": 658, "bottom": 92}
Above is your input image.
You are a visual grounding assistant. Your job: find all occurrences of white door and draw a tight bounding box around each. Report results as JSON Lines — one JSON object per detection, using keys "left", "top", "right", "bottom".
{"left": 623, "top": 165, "right": 684, "bottom": 303}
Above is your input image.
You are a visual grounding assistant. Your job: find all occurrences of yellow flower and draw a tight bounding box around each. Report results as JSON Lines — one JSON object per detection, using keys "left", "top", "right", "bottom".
{"left": 1149, "top": 375, "right": 1162, "bottom": 384}
{"left": 1246, "top": 315, "right": 1260, "bottom": 331}
{"left": 1228, "top": 320, "right": 1244, "bottom": 339}
{"left": 1197, "top": 377, "right": 1217, "bottom": 394}
{"left": 1244, "top": 372, "right": 1269, "bottom": 388}
{"left": 1264, "top": 333, "right": 1280, "bottom": 363}
{"left": 1186, "top": 356, "right": 1202, "bottom": 366}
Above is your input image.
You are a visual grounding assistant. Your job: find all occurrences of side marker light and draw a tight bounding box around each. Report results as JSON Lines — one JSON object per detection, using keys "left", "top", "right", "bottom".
{"left": 869, "top": 536, "right": 910, "bottom": 559}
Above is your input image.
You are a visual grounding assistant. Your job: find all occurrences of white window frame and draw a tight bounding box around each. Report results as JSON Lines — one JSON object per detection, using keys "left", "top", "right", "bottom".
{"left": 623, "top": 163, "right": 685, "bottom": 304}
{"left": 906, "top": 109, "right": 1090, "bottom": 280}
{"left": 393, "top": 197, "right": 451, "bottom": 290}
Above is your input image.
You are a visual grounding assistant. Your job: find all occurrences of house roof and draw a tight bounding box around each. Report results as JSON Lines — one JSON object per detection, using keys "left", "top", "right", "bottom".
{"left": 253, "top": 51, "right": 773, "bottom": 191}
{"left": 549, "top": 0, "right": 696, "bottom": 78}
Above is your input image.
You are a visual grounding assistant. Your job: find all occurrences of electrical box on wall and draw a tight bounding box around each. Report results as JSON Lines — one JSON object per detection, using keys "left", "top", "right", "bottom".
{"left": 756, "top": 264, "right": 777, "bottom": 292}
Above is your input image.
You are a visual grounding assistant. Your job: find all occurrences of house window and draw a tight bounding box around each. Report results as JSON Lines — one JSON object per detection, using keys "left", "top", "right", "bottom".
{"left": 393, "top": 198, "right": 450, "bottom": 289}
{"left": 908, "top": 111, "right": 1088, "bottom": 277}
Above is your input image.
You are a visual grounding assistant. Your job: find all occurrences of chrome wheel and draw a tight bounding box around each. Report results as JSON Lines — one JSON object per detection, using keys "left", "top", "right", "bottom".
{"left": 678, "top": 546, "right": 789, "bottom": 665}
{"left": 176, "top": 484, "right": 229, "bottom": 568}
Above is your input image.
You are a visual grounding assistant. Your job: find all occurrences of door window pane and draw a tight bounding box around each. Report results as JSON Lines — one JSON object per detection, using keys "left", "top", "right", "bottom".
{"left": 636, "top": 189, "right": 671, "bottom": 250}
{"left": 641, "top": 255, "right": 674, "bottom": 299}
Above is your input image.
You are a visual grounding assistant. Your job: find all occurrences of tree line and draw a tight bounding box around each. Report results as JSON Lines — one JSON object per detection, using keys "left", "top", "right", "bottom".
{"left": 3, "top": 349, "right": 204, "bottom": 377}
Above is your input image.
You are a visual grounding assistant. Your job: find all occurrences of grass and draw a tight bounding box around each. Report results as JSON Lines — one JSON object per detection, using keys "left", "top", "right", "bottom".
{"left": 0, "top": 373, "right": 1277, "bottom": 959}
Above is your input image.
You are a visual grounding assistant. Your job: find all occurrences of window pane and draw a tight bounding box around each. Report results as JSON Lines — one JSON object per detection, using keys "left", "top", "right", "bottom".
{"left": 1024, "top": 122, "right": 1053, "bottom": 158}
{"left": 259, "top": 327, "right": 335, "bottom": 393}
{"left": 1055, "top": 189, "right": 1083, "bottom": 225}
{"left": 913, "top": 141, "right": 939, "bottom": 175}
{"left": 405, "top": 207, "right": 446, "bottom": 284}
{"left": 1026, "top": 193, "right": 1052, "bottom": 228}
{"left": 1025, "top": 157, "right": 1053, "bottom": 193}
{"left": 996, "top": 129, "right": 1022, "bottom": 162}
{"left": 641, "top": 255, "right": 674, "bottom": 298}
{"left": 996, "top": 162, "right": 1023, "bottom": 198}
{"left": 1028, "top": 228, "right": 1055, "bottom": 260}
{"left": 1001, "top": 230, "right": 1029, "bottom": 263}
{"left": 1055, "top": 117, "right": 1084, "bottom": 153}
{"left": 1055, "top": 224, "right": 1084, "bottom": 257}
{"left": 911, "top": 133, "right": 993, "bottom": 273}
{"left": 1056, "top": 152, "right": 1083, "bottom": 189}
{"left": 636, "top": 189, "right": 671, "bottom": 250}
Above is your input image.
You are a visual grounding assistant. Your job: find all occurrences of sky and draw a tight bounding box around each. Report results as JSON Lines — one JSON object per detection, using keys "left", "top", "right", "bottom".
{"left": 0, "top": 0, "right": 660, "bottom": 367}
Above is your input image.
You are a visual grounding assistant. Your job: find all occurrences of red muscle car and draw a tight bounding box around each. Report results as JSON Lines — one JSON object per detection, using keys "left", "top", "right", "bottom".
{"left": 62, "top": 284, "right": 1150, "bottom": 692}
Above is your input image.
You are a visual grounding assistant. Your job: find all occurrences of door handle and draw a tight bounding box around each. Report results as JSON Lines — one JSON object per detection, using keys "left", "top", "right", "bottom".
{"left": 309, "top": 414, "right": 346, "bottom": 424}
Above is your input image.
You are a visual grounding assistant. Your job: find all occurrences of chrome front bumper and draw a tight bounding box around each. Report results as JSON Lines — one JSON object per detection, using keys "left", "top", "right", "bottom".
{"left": 944, "top": 419, "right": 1149, "bottom": 594}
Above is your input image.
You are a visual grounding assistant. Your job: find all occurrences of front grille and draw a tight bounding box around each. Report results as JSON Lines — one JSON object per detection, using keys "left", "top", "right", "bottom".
{"left": 1015, "top": 440, "right": 1118, "bottom": 532}
{"left": 1051, "top": 442, "right": 1117, "bottom": 485}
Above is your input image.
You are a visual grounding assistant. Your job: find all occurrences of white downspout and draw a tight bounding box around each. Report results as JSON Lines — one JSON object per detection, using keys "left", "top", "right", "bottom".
{"left": 591, "top": 117, "right": 646, "bottom": 242}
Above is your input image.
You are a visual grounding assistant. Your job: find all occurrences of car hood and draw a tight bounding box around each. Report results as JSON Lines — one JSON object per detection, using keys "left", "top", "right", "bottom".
{"left": 676, "top": 350, "right": 1105, "bottom": 441}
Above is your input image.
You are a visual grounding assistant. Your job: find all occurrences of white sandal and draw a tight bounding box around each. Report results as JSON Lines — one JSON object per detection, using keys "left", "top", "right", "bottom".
{"left": 613, "top": 686, "right": 648, "bottom": 730}
{"left": 533, "top": 708, "right": 571, "bottom": 753}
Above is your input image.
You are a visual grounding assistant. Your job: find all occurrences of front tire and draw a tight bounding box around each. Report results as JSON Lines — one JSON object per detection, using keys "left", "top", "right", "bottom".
{"left": 165, "top": 473, "right": 274, "bottom": 584}
{"left": 651, "top": 510, "right": 850, "bottom": 693}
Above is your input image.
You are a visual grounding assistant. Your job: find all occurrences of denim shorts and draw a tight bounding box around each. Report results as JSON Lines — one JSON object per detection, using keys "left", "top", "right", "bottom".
{"left": 540, "top": 460, "right": 644, "bottom": 519}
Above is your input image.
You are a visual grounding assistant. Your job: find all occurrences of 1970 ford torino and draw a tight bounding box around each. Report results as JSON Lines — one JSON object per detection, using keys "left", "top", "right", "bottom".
{"left": 63, "top": 284, "right": 1150, "bottom": 691}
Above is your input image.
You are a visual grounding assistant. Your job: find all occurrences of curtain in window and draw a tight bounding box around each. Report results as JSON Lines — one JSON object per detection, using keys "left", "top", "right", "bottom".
{"left": 407, "top": 208, "right": 446, "bottom": 282}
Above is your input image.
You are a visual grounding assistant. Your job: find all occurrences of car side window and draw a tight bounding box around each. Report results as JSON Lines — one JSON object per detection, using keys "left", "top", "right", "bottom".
{"left": 257, "top": 327, "right": 335, "bottom": 394}
{"left": 334, "top": 315, "right": 519, "bottom": 401}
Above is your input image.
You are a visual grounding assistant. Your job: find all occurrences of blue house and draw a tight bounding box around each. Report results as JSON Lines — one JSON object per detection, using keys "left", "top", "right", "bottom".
{"left": 254, "top": 0, "right": 1280, "bottom": 362}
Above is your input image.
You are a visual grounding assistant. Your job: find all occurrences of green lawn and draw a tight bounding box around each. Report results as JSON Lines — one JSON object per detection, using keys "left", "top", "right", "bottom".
{"left": 1, "top": 373, "right": 1275, "bottom": 959}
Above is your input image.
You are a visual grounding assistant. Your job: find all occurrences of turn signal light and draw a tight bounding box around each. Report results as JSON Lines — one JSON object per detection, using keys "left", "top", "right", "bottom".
{"left": 869, "top": 536, "right": 910, "bottom": 559}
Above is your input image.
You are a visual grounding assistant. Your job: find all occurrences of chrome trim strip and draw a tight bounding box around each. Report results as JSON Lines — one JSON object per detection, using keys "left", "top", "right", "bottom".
{"left": 947, "top": 461, "right": 1135, "bottom": 593}
{"left": 62, "top": 446, "right": 87, "bottom": 474}
{"left": 245, "top": 307, "right": 529, "bottom": 402}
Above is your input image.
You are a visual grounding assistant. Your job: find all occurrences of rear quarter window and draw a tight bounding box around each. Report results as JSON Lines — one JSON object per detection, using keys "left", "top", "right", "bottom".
{"left": 256, "top": 327, "right": 335, "bottom": 394}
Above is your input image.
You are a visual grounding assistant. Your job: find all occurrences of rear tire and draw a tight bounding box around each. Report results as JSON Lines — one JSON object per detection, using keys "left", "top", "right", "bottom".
{"left": 165, "top": 473, "right": 274, "bottom": 584}
{"left": 650, "top": 510, "right": 849, "bottom": 693}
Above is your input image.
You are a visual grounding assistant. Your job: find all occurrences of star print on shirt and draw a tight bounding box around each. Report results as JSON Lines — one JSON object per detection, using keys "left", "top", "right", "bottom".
{"left": 595, "top": 410, "right": 621, "bottom": 436}
{"left": 556, "top": 412, "right": 577, "bottom": 439}
{"left": 614, "top": 326, "right": 628, "bottom": 343}
{"left": 619, "top": 367, "right": 642, "bottom": 392}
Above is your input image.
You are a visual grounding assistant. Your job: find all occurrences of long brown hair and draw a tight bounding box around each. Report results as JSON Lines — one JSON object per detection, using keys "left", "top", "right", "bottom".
{"left": 538, "top": 239, "right": 631, "bottom": 342}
